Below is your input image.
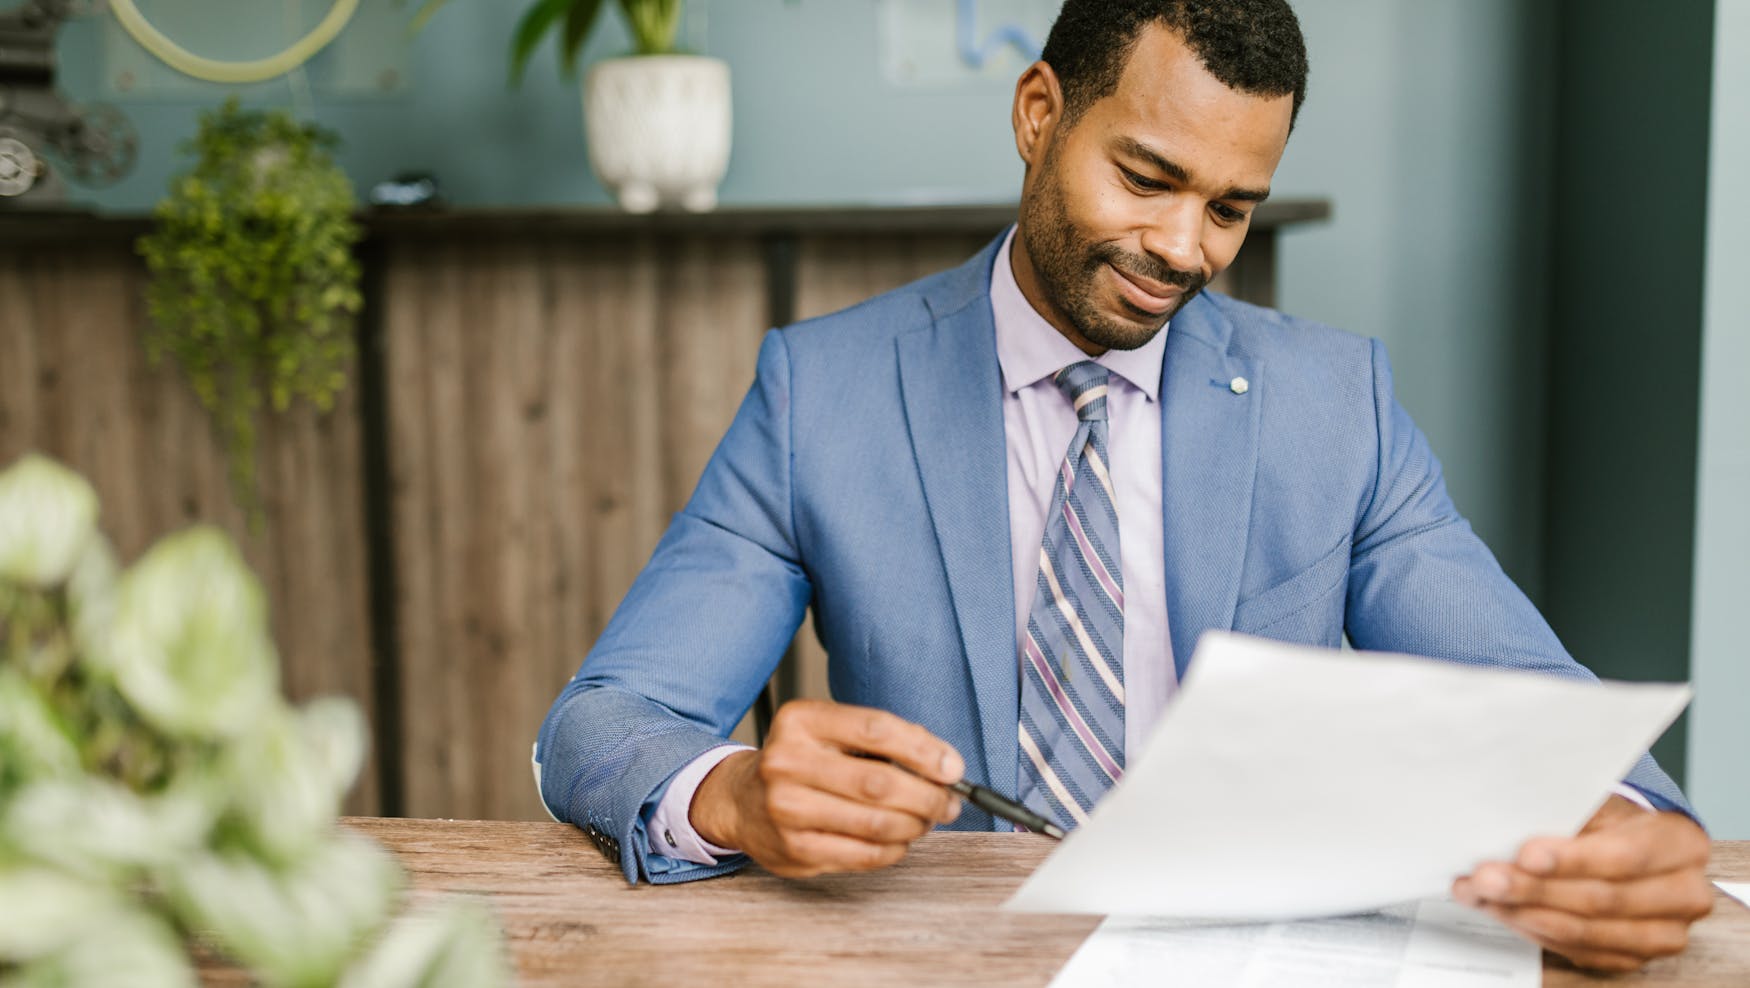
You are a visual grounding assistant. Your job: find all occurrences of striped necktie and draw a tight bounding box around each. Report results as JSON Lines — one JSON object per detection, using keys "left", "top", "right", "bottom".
{"left": 1017, "top": 360, "right": 1125, "bottom": 831}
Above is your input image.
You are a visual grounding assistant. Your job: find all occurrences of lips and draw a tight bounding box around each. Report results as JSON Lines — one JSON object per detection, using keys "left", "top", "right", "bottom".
{"left": 1107, "top": 263, "right": 1181, "bottom": 315}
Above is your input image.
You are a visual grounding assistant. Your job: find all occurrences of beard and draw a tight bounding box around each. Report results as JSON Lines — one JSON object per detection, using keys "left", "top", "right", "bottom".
{"left": 1018, "top": 152, "right": 1208, "bottom": 351}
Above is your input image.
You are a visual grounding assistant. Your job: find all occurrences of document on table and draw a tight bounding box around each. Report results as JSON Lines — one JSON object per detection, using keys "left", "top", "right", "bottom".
{"left": 1050, "top": 897, "right": 1538, "bottom": 988}
{"left": 1718, "top": 883, "right": 1750, "bottom": 909}
{"left": 1005, "top": 631, "right": 1690, "bottom": 920}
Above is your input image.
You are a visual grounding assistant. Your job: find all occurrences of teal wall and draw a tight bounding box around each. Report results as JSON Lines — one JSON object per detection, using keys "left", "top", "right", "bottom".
{"left": 1540, "top": 0, "right": 1717, "bottom": 782}
{"left": 1270, "top": 0, "right": 1558, "bottom": 594}
{"left": 1687, "top": 0, "right": 1750, "bottom": 839}
{"left": 53, "top": 0, "right": 1034, "bottom": 211}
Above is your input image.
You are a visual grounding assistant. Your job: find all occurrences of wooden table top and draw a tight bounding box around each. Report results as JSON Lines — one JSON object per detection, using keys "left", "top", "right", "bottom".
{"left": 340, "top": 818, "right": 1750, "bottom": 987}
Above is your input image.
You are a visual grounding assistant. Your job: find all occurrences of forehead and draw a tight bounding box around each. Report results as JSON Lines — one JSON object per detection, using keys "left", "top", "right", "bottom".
{"left": 1082, "top": 23, "right": 1293, "bottom": 180}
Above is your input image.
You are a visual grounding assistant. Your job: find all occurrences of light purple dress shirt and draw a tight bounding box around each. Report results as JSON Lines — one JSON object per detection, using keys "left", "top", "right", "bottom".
{"left": 640, "top": 229, "right": 1650, "bottom": 865}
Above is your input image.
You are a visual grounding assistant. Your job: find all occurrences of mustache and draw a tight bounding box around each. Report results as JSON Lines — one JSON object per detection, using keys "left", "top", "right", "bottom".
{"left": 1090, "top": 243, "right": 1207, "bottom": 295}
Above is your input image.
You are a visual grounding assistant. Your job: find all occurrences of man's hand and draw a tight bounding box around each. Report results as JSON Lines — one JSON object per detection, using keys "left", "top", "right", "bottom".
{"left": 689, "top": 699, "right": 964, "bottom": 878}
{"left": 1453, "top": 796, "right": 1713, "bottom": 972}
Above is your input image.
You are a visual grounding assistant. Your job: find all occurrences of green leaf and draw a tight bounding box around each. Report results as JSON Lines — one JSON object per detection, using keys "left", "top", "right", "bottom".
{"left": 165, "top": 833, "right": 402, "bottom": 987}
{"left": 509, "top": 0, "right": 579, "bottom": 88}
{"left": 560, "top": 0, "right": 607, "bottom": 76}
{"left": 621, "top": 0, "right": 682, "bottom": 55}
{"left": 0, "top": 869, "right": 126, "bottom": 962}
{"left": 7, "top": 907, "right": 195, "bottom": 988}
{"left": 0, "top": 453, "right": 99, "bottom": 589}
{"left": 103, "top": 527, "right": 279, "bottom": 740}
{"left": 337, "top": 898, "right": 511, "bottom": 988}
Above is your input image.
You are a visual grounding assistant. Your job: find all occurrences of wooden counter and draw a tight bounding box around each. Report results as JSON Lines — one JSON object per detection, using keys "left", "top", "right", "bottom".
{"left": 334, "top": 818, "right": 1750, "bottom": 987}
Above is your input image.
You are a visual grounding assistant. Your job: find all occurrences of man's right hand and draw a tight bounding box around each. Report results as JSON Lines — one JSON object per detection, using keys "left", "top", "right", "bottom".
{"left": 689, "top": 699, "right": 965, "bottom": 878}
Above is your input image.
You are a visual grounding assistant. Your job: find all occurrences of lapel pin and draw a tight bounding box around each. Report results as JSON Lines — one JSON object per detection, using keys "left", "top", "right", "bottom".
{"left": 1229, "top": 376, "right": 1250, "bottom": 395}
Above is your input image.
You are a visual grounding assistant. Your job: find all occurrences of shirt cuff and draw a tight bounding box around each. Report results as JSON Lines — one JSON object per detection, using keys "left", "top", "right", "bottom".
{"left": 645, "top": 743, "right": 754, "bottom": 865}
{"left": 1611, "top": 782, "right": 1657, "bottom": 812}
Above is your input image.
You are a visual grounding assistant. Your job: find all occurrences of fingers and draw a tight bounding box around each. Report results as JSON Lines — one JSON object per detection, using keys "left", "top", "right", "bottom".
{"left": 1450, "top": 810, "right": 1715, "bottom": 976}
{"left": 781, "top": 699, "right": 965, "bottom": 784}
{"left": 765, "top": 784, "right": 944, "bottom": 845}
{"left": 1456, "top": 862, "right": 1715, "bottom": 920}
{"left": 759, "top": 734, "right": 960, "bottom": 827}
{"left": 1478, "top": 903, "right": 1693, "bottom": 972}
{"left": 760, "top": 830, "right": 911, "bottom": 879}
{"left": 737, "top": 700, "right": 964, "bottom": 879}
{"left": 1514, "top": 811, "right": 1710, "bottom": 882}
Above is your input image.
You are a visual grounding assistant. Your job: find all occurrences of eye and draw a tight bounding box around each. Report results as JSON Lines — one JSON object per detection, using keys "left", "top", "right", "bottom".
{"left": 1119, "top": 166, "right": 1170, "bottom": 193}
{"left": 1211, "top": 203, "right": 1248, "bottom": 224}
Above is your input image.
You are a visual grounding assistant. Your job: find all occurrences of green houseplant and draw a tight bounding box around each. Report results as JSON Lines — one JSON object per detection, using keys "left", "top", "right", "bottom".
{"left": 413, "top": 0, "right": 684, "bottom": 79}
{"left": 136, "top": 99, "right": 363, "bottom": 524}
{"left": 0, "top": 453, "right": 508, "bottom": 986}
{"left": 414, "top": 0, "right": 730, "bottom": 213}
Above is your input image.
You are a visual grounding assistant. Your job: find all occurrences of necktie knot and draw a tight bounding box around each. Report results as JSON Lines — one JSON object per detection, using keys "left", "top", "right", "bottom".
{"left": 1054, "top": 361, "right": 1111, "bottom": 423}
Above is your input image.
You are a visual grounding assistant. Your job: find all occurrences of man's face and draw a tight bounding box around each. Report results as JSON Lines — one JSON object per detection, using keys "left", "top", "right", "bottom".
{"left": 1013, "top": 24, "right": 1294, "bottom": 353}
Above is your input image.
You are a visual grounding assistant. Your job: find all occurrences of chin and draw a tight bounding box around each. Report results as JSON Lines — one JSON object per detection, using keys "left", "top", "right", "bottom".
{"left": 1078, "top": 299, "right": 1174, "bottom": 351}
{"left": 1080, "top": 317, "right": 1167, "bottom": 352}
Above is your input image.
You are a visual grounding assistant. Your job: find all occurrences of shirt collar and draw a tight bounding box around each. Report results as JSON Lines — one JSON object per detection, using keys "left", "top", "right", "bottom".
{"left": 990, "top": 226, "right": 1167, "bottom": 403}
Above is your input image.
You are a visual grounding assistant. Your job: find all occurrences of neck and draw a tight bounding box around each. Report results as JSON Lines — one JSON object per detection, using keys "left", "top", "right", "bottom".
{"left": 1009, "top": 225, "right": 1107, "bottom": 357}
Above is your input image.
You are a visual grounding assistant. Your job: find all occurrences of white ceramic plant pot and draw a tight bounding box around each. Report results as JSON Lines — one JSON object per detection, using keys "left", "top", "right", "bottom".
{"left": 584, "top": 55, "right": 732, "bottom": 214}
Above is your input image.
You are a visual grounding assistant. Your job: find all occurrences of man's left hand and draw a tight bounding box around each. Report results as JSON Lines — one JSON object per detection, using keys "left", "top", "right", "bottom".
{"left": 1453, "top": 796, "right": 1713, "bottom": 972}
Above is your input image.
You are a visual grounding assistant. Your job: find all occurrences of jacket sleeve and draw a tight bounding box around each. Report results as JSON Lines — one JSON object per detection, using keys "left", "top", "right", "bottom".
{"left": 1343, "top": 339, "right": 1695, "bottom": 820}
{"left": 536, "top": 329, "right": 812, "bottom": 882}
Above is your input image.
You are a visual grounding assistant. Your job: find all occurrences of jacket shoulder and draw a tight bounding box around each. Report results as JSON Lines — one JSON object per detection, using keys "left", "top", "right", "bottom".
{"left": 777, "top": 265, "right": 962, "bottom": 353}
{"left": 1202, "top": 291, "right": 1374, "bottom": 370}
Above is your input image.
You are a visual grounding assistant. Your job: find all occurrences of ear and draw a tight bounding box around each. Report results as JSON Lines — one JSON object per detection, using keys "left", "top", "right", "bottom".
{"left": 1012, "top": 61, "right": 1064, "bottom": 168}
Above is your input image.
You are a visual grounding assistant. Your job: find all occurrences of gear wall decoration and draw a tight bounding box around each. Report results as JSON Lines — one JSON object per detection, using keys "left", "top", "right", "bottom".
{"left": 0, "top": 135, "right": 41, "bottom": 197}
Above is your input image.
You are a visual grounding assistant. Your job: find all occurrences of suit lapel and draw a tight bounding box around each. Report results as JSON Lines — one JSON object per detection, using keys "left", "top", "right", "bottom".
{"left": 898, "top": 256, "right": 1017, "bottom": 795}
{"left": 1161, "top": 297, "right": 1262, "bottom": 681}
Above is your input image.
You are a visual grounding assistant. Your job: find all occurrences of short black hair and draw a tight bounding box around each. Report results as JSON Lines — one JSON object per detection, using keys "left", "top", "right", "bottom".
{"left": 1041, "top": 0, "right": 1309, "bottom": 128}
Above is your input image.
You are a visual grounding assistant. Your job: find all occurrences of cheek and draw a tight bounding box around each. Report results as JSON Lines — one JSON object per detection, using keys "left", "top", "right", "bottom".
{"left": 1054, "top": 161, "right": 1136, "bottom": 236}
{"left": 1084, "top": 188, "right": 1145, "bottom": 234}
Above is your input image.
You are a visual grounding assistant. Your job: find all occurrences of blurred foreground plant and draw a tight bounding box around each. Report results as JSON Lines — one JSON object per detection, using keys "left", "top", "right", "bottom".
{"left": 0, "top": 454, "right": 509, "bottom": 987}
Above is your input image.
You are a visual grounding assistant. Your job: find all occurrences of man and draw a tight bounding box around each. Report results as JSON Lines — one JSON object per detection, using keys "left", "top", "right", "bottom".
{"left": 535, "top": 0, "right": 1713, "bottom": 972}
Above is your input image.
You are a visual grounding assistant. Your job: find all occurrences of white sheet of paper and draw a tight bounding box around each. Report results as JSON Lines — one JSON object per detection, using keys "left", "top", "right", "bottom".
{"left": 1716, "top": 882, "right": 1750, "bottom": 909}
{"left": 1005, "top": 631, "right": 1690, "bottom": 920}
{"left": 1049, "top": 897, "right": 1539, "bottom": 988}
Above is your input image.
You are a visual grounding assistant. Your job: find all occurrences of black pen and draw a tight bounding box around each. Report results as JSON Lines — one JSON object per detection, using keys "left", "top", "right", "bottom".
{"left": 853, "top": 752, "right": 1066, "bottom": 840}
{"left": 944, "top": 777, "right": 1067, "bottom": 840}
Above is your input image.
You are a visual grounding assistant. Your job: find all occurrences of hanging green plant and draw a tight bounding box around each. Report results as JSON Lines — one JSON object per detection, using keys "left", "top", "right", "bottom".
{"left": 136, "top": 98, "right": 362, "bottom": 526}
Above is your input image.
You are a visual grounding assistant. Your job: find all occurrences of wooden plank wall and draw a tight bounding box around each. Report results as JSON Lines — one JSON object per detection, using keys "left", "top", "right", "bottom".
{"left": 382, "top": 231, "right": 999, "bottom": 821}
{"left": 382, "top": 234, "right": 771, "bottom": 820}
{"left": 0, "top": 244, "right": 380, "bottom": 815}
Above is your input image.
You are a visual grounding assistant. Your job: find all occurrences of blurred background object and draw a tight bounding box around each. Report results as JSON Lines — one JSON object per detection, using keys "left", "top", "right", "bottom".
{"left": 0, "top": 0, "right": 136, "bottom": 205}
{"left": 134, "top": 98, "right": 362, "bottom": 526}
{"left": 417, "top": 0, "right": 730, "bottom": 213}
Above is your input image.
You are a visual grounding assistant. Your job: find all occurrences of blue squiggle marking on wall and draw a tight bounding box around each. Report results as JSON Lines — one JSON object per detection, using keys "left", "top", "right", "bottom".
{"left": 956, "top": 0, "right": 1044, "bottom": 69}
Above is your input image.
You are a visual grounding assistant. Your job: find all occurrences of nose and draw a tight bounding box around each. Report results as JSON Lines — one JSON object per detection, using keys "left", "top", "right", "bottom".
{"left": 1138, "top": 199, "right": 1207, "bottom": 278}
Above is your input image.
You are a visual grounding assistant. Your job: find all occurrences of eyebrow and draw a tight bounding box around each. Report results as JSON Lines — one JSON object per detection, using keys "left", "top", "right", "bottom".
{"left": 1113, "top": 137, "right": 1273, "bottom": 204}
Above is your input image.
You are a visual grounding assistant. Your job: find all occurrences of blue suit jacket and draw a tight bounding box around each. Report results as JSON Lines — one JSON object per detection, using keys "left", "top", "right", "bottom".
{"left": 536, "top": 233, "right": 1690, "bottom": 883}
